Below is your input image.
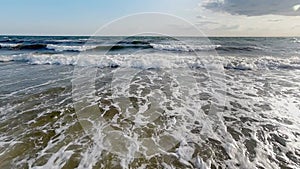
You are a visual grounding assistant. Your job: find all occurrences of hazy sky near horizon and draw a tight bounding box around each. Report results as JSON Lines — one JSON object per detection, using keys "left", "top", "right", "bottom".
{"left": 0, "top": 0, "right": 299, "bottom": 36}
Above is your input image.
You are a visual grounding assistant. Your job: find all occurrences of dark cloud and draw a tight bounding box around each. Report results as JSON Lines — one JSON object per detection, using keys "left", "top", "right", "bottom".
{"left": 203, "top": 0, "right": 300, "bottom": 16}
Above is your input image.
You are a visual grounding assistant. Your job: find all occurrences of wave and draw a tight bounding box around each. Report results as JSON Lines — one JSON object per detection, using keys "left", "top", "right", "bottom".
{"left": 150, "top": 43, "right": 220, "bottom": 52}
{"left": 0, "top": 43, "right": 20, "bottom": 48}
{"left": 0, "top": 38, "right": 88, "bottom": 44}
{"left": 0, "top": 43, "right": 47, "bottom": 50}
{"left": 224, "top": 61, "right": 254, "bottom": 70}
{"left": 47, "top": 39, "right": 86, "bottom": 43}
{"left": 0, "top": 43, "right": 153, "bottom": 52}
{"left": 15, "top": 44, "right": 47, "bottom": 50}
{"left": 0, "top": 39, "right": 24, "bottom": 43}
{"left": 150, "top": 44, "right": 260, "bottom": 52}
{"left": 0, "top": 38, "right": 262, "bottom": 53}
{"left": 223, "top": 56, "right": 300, "bottom": 70}
{"left": 117, "top": 40, "right": 151, "bottom": 45}
{"left": 1, "top": 53, "right": 300, "bottom": 71}
{"left": 45, "top": 40, "right": 154, "bottom": 52}
{"left": 47, "top": 44, "right": 153, "bottom": 52}
{"left": 291, "top": 37, "right": 299, "bottom": 43}
{"left": 0, "top": 54, "right": 77, "bottom": 65}
{"left": 0, "top": 53, "right": 203, "bottom": 68}
{"left": 0, "top": 43, "right": 94, "bottom": 52}
{"left": 0, "top": 53, "right": 179, "bottom": 68}
{"left": 46, "top": 44, "right": 96, "bottom": 52}
{"left": 216, "top": 46, "right": 262, "bottom": 52}
{"left": 0, "top": 42, "right": 276, "bottom": 53}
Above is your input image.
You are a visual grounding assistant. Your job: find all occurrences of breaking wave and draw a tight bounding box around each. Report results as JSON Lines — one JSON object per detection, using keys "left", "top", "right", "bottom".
{"left": 1, "top": 53, "right": 300, "bottom": 71}
{"left": 0, "top": 40, "right": 265, "bottom": 53}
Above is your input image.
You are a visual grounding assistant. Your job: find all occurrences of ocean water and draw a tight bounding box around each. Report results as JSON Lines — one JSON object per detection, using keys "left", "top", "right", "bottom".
{"left": 0, "top": 36, "right": 300, "bottom": 169}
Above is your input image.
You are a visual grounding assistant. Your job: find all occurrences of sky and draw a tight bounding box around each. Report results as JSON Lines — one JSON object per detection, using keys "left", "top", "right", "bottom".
{"left": 0, "top": 0, "right": 299, "bottom": 36}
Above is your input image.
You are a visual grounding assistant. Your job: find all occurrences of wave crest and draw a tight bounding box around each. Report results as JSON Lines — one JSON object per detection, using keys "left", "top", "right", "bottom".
{"left": 1, "top": 53, "right": 300, "bottom": 71}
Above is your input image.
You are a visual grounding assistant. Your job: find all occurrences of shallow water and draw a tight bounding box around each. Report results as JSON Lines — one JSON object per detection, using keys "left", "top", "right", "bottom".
{"left": 0, "top": 36, "right": 300, "bottom": 169}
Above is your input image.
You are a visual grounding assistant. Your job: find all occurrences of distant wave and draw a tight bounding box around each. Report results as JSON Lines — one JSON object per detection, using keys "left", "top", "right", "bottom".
{"left": 117, "top": 40, "right": 151, "bottom": 45}
{"left": 0, "top": 43, "right": 20, "bottom": 48}
{"left": 150, "top": 44, "right": 261, "bottom": 52}
{"left": 0, "top": 38, "right": 88, "bottom": 44}
{"left": 150, "top": 43, "right": 220, "bottom": 52}
{"left": 0, "top": 43, "right": 47, "bottom": 50}
{"left": 215, "top": 46, "right": 262, "bottom": 52}
{"left": 46, "top": 39, "right": 86, "bottom": 43}
{"left": 16, "top": 44, "right": 48, "bottom": 50}
{"left": 0, "top": 39, "right": 23, "bottom": 43}
{"left": 0, "top": 38, "right": 269, "bottom": 53}
{"left": 0, "top": 43, "right": 90, "bottom": 52}
{"left": 47, "top": 44, "right": 154, "bottom": 52}
{"left": 0, "top": 42, "right": 221, "bottom": 52}
{"left": 291, "top": 37, "right": 299, "bottom": 43}
{"left": 46, "top": 44, "right": 97, "bottom": 52}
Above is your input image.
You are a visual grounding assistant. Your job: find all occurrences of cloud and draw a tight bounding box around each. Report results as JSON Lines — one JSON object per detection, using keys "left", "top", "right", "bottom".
{"left": 196, "top": 20, "right": 219, "bottom": 26}
{"left": 292, "top": 25, "right": 300, "bottom": 30}
{"left": 214, "top": 24, "right": 240, "bottom": 30}
{"left": 196, "top": 15, "right": 206, "bottom": 19}
{"left": 294, "top": 4, "right": 300, "bottom": 11}
{"left": 267, "top": 19, "right": 282, "bottom": 22}
{"left": 202, "top": 0, "right": 300, "bottom": 16}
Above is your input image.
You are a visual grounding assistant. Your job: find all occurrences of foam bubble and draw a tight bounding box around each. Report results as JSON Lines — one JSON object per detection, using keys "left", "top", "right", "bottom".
{"left": 46, "top": 44, "right": 96, "bottom": 52}
{"left": 0, "top": 43, "right": 19, "bottom": 48}
{"left": 150, "top": 43, "right": 220, "bottom": 52}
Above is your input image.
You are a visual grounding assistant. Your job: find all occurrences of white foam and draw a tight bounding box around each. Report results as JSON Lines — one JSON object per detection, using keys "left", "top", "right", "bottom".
{"left": 48, "top": 39, "right": 85, "bottom": 43}
{"left": 46, "top": 44, "right": 96, "bottom": 52}
{"left": 0, "top": 53, "right": 212, "bottom": 69}
{"left": 1, "top": 53, "right": 300, "bottom": 168}
{"left": 0, "top": 55, "right": 15, "bottom": 62}
{"left": 292, "top": 38, "right": 300, "bottom": 43}
{"left": 150, "top": 43, "right": 220, "bottom": 52}
{"left": 0, "top": 43, "right": 19, "bottom": 48}
{"left": 222, "top": 56, "right": 300, "bottom": 70}
{"left": 1, "top": 53, "right": 300, "bottom": 71}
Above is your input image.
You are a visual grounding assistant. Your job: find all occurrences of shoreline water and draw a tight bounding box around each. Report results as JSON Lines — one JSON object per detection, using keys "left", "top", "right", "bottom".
{"left": 0, "top": 36, "right": 299, "bottom": 169}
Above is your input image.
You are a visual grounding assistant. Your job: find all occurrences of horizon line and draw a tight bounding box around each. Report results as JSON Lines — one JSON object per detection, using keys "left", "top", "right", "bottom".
{"left": 0, "top": 34, "right": 299, "bottom": 38}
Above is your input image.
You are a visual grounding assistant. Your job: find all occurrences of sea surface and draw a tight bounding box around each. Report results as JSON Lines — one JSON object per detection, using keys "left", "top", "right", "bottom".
{"left": 0, "top": 36, "right": 300, "bottom": 169}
